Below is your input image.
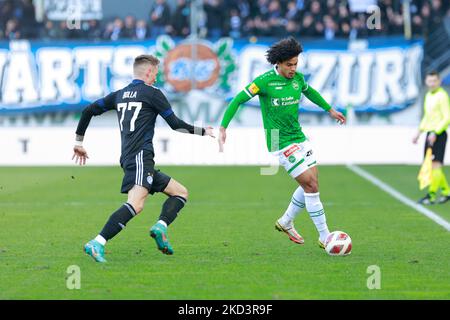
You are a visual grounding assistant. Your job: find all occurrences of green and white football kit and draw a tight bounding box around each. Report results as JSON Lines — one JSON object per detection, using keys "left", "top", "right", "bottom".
{"left": 221, "top": 66, "right": 331, "bottom": 178}
{"left": 221, "top": 65, "right": 334, "bottom": 247}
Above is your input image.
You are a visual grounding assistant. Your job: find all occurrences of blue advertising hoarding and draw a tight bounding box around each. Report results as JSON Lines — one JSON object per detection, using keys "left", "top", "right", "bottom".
{"left": 0, "top": 36, "right": 423, "bottom": 114}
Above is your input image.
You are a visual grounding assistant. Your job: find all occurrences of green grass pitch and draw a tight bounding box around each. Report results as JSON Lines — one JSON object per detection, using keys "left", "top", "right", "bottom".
{"left": 0, "top": 165, "right": 449, "bottom": 299}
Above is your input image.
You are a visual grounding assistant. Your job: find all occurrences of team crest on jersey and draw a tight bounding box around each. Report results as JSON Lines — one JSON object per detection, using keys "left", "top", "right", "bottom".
{"left": 147, "top": 174, "right": 153, "bottom": 185}
{"left": 249, "top": 83, "right": 260, "bottom": 95}
{"left": 292, "top": 81, "right": 299, "bottom": 90}
{"left": 288, "top": 155, "right": 296, "bottom": 163}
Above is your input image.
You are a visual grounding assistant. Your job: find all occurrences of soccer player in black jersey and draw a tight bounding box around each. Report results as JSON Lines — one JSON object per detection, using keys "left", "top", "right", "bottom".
{"left": 73, "top": 54, "right": 214, "bottom": 262}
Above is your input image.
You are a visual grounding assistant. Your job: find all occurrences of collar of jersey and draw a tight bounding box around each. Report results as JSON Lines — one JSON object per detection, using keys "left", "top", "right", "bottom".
{"left": 273, "top": 65, "right": 280, "bottom": 75}
{"left": 273, "top": 65, "right": 293, "bottom": 81}
{"left": 131, "top": 79, "right": 145, "bottom": 85}
{"left": 429, "top": 87, "right": 441, "bottom": 94}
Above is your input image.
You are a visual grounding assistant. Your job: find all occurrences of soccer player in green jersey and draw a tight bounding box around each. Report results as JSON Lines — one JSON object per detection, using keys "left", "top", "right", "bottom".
{"left": 218, "top": 37, "right": 346, "bottom": 248}
{"left": 413, "top": 71, "right": 450, "bottom": 204}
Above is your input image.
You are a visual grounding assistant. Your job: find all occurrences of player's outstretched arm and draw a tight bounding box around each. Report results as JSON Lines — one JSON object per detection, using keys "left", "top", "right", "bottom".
{"left": 203, "top": 126, "right": 215, "bottom": 138}
{"left": 72, "top": 105, "right": 97, "bottom": 165}
{"left": 154, "top": 89, "right": 214, "bottom": 138}
{"left": 73, "top": 142, "right": 89, "bottom": 166}
{"left": 414, "top": 105, "right": 428, "bottom": 144}
{"left": 303, "top": 86, "right": 346, "bottom": 125}
{"left": 163, "top": 112, "right": 215, "bottom": 138}
{"left": 218, "top": 126, "right": 227, "bottom": 152}
{"left": 218, "top": 90, "right": 252, "bottom": 152}
{"left": 328, "top": 108, "right": 346, "bottom": 125}
{"left": 412, "top": 130, "right": 422, "bottom": 144}
{"left": 72, "top": 99, "right": 111, "bottom": 165}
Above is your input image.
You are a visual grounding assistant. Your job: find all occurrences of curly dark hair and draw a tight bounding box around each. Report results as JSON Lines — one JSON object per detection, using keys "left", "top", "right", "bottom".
{"left": 266, "top": 37, "right": 303, "bottom": 65}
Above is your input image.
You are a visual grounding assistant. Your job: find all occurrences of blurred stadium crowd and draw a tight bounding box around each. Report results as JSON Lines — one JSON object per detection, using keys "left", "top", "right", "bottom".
{"left": 0, "top": 0, "right": 449, "bottom": 41}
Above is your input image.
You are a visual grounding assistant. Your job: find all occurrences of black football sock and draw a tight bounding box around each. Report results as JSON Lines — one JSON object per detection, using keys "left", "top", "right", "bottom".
{"left": 158, "top": 196, "right": 186, "bottom": 226}
{"left": 99, "top": 203, "right": 136, "bottom": 241}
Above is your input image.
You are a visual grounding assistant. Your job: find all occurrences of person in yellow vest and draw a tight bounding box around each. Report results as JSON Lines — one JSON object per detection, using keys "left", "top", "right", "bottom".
{"left": 413, "top": 71, "right": 450, "bottom": 204}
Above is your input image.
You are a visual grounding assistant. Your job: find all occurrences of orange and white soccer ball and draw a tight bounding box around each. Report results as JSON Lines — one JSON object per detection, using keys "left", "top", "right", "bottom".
{"left": 324, "top": 231, "right": 352, "bottom": 256}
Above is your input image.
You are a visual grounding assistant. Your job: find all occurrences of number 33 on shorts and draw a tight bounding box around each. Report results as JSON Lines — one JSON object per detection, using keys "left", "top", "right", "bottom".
{"left": 273, "top": 141, "right": 317, "bottom": 178}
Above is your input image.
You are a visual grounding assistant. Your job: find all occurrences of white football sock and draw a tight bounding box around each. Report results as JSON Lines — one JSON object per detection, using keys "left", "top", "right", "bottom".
{"left": 158, "top": 220, "right": 167, "bottom": 228}
{"left": 279, "top": 186, "right": 306, "bottom": 226}
{"left": 95, "top": 235, "right": 107, "bottom": 246}
{"left": 304, "top": 192, "right": 330, "bottom": 242}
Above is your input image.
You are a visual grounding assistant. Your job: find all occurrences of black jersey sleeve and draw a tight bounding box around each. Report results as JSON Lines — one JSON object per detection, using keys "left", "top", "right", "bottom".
{"left": 75, "top": 92, "right": 116, "bottom": 136}
{"left": 151, "top": 88, "right": 173, "bottom": 115}
{"left": 164, "top": 113, "right": 205, "bottom": 135}
{"left": 152, "top": 89, "right": 205, "bottom": 136}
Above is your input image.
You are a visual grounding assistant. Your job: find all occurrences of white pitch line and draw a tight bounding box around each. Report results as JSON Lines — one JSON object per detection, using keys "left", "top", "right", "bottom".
{"left": 347, "top": 164, "right": 450, "bottom": 232}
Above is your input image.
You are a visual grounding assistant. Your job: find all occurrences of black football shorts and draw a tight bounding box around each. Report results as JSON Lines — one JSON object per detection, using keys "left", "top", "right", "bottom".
{"left": 120, "top": 150, "right": 171, "bottom": 194}
{"left": 424, "top": 131, "right": 447, "bottom": 163}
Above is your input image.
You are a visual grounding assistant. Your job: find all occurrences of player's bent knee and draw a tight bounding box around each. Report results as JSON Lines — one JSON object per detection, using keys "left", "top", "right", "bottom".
{"left": 127, "top": 200, "right": 144, "bottom": 214}
{"left": 164, "top": 179, "right": 188, "bottom": 200}
{"left": 134, "top": 204, "right": 145, "bottom": 214}
{"left": 303, "top": 181, "right": 319, "bottom": 193}
{"left": 177, "top": 185, "right": 189, "bottom": 201}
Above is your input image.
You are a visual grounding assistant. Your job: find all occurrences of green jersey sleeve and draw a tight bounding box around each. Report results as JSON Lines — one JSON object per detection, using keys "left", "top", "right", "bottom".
{"left": 299, "top": 73, "right": 309, "bottom": 92}
{"left": 419, "top": 88, "right": 450, "bottom": 134}
{"left": 220, "top": 76, "right": 266, "bottom": 128}
{"left": 243, "top": 76, "right": 266, "bottom": 98}
{"left": 299, "top": 74, "right": 332, "bottom": 112}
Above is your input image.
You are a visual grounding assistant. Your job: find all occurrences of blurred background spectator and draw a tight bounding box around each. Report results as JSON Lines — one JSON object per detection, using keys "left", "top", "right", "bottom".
{"left": 0, "top": 0, "right": 448, "bottom": 41}
{"left": 203, "top": 0, "right": 225, "bottom": 39}
{"left": 135, "top": 19, "right": 149, "bottom": 40}
{"left": 169, "top": 0, "right": 190, "bottom": 37}
{"left": 149, "top": 0, "right": 171, "bottom": 38}
{"left": 121, "top": 15, "right": 137, "bottom": 39}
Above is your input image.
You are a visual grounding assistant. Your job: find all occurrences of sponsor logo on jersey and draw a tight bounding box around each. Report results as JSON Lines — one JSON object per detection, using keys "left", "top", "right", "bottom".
{"left": 273, "top": 96, "right": 300, "bottom": 106}
{"left": 283, "top": 144, "right": 300, "bottom": 157}
{"left": 268, "top": 82, "right": 286, "bottom": 86}
{"left": 248, "top": 83, "right": 260, "bottom": 95}
{"left": 146, "top": 174, "right": 153, "bottom": 185}
{"left": 292, "top": 81, "right": 299, "bottom": 90}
